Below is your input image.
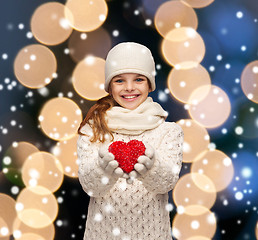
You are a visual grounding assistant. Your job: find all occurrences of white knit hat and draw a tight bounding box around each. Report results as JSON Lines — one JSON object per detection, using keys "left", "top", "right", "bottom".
{"left": 104, "top": 42, "right": 156, "bottom": 92}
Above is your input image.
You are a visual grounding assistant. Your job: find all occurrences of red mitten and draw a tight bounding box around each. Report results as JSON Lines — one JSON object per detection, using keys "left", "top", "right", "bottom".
{"left": 108, "top": 140, "right": 146, "bottom": 173}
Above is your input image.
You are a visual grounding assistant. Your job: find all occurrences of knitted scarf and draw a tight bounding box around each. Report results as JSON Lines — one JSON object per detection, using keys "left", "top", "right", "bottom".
{"left": 105, "top": 97, "right": 168, "bottom": 135}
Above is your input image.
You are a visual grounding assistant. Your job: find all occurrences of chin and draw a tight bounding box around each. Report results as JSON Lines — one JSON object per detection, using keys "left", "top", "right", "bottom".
{"left": 124, "top": 102, "right": 141, "bottom": 110}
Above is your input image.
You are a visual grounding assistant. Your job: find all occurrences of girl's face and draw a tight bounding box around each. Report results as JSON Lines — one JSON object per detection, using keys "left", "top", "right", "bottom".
{"left": 109, "top": 73, "right": 151, "bottom": 110}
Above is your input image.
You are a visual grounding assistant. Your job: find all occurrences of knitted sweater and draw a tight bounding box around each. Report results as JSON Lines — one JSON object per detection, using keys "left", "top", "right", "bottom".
{"left": 77, "top": 121, "right": 184, "bottom": 240}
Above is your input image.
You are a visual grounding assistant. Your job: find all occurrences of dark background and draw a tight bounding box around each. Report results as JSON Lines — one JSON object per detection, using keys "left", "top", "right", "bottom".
{"left": 0, "top": 0, "right": 257, "bottom": 239}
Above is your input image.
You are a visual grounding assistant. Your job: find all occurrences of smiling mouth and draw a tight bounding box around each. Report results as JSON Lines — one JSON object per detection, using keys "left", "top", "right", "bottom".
{"left": 122, "top": 95, "right": 140, "bottom": 99}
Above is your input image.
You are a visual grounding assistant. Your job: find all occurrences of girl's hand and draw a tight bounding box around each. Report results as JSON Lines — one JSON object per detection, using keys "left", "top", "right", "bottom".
{"left": 98, "top": 144, "right": 124, "bottom": 178}
{"left": 127, "top": 143, "right": 155, "bottom": 184}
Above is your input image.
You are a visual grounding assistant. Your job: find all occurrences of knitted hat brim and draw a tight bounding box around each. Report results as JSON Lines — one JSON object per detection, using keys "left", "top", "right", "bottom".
{"left": 105, "top": 68, "right": 155, "bottom": 92}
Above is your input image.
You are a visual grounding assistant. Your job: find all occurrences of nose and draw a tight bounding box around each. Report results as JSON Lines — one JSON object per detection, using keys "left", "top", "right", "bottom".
{"left": 124, "top": 81, "right": 135, "bottom": 91}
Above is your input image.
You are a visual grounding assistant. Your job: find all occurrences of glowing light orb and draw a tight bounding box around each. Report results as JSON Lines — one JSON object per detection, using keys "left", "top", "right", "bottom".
{"left": 52, "top": 135, "right": 79, "bottom": 178}
{"left": 241, "top": 60, "right": 258, "bottom": 103}
{"left": 0, "top": 218, "right": 9, "bottom": 237}
{"left": 172, "top": 205, "right": 217, "bottom": 239}
{"left": 72, "top": 56, "right": 108, "bottom": 100}
{"left": 241, "top": 167, "right": 252, "bottom": 178}
{"left": 168, "top": 64, "right": 211, "bottom": 103}
{"left": 12, "top": 217, "right": 55, "bottom": 240}
{"left": 185, "top": 237, "right": 211, "bottom": 240}
{"left": 22, "top": 151, "right": 64, "bottom": 192}
{"left": 188, "top": 85, "right": 231, "bottom": 128}
{"left": 14, "top": 44, "right": 57, "bottom": 88}
{"left": 234, "top": 101, "right": 258, "bottom": 139}
{"left": 2, "top": 142, "right": 39, "bottom": 186}
{"left": 31, "top": 2, "right": 73, "bottom": 45}
{"left": 235, "top": 191, "right": 244, "bottom": 201}
{"left": 15, "top": 233, "right": 46, "bottom": 240}
{"left": 162, "top": 27, "right": 205, "bottom": 69}
{"left": 173, "top": 173, "right": 216, "bottom": 213}
{"left": 177, "top": 119, "right": 210, "bottom": 163}
{"left": 65, "top": 0, "right": 108, "bottom": 32}
{"left": 0, "top": 194, "right": 17, "bottom": 238}
{"left": 39, "top": 97, "right": 82, "bottom": 141}
{"left": 154, "top": 1, "right": 198, "bottom": 38}
{"left": 182, "top": 0, "right": 215, "bottom": 8}
{"left": 16, "top": 186, "right": 58, "bottom": 229}
{"left": 191, "top": 150, "right": 234, "bottom": 192}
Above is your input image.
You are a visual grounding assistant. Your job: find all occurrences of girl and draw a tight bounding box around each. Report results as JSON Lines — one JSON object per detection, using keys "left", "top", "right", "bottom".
{"left": 77, "top": 42, "right": 184, "bottom": 240}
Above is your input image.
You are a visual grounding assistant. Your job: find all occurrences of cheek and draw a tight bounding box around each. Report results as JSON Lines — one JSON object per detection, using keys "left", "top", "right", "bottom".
{"left": 140, "top": 84, "right": 150, "bottom": 94}
{"left": 110, "top": 84, "right": 117, "bottom": 94}
{"left": 111, "top": 88, "right": 120, "bottom": 99}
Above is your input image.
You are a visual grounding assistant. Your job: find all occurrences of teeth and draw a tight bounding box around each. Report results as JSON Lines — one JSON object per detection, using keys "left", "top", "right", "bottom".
{"left": 123, "top": 95, "right": 137, "bottom": 99}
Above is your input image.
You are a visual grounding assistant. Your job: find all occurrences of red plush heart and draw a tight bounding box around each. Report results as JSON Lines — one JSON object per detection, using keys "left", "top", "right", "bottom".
{"left": 108, "top": 140, "right": 146, "bottom": 173}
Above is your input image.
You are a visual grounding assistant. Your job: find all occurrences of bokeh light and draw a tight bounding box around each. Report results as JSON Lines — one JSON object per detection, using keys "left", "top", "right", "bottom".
{"left": 12, "top": 217, "right": 55, "bottom": 240}
{"left": 1, "top": 0, "right": 258, "bottom": 238}
{"left": 2, "top": 142, "right": 39, "bottom": 186}
{"left": 22, "top": 151, "right": 64, "bottom": 192}
{"left": 173, "top": 173, "right": 217, "bottom": 213}
{"left": 39, "top": 97, "right": 82, "bottom": 141}
{"left": 14, "top": 233, "right": 45, "bottom": 240}
{"left": 72, "top": 56, "right": 108, "bottom": 100}
{"left": 0, "top": 217, "right": 9, "bottom": 238}
{"left": 68, "top": 27, "right": 111, "bottom": 62}
{"left": 14, "top": 44, "right": 57, "bottom": 88}
{"left": 240, "top": 60, "right": 258, "bottom": 103}
{"left": 31, "top": 2, "right": 73, "bottom": 45}
{"left": 154, "top": 1, "right": 198, "bottom": 38}
{"left": 172, "top": 205, "right": 217, "bottom": 239}
{"left": 188, "top": 85, "right": 231, "bottom": 128}
{"left": 191, "top": 150, "right": 234, "bottom": 192}
{"left": 241, "top": 167, "right": 252, "bottom": 178}
{"left": 16, "top": 186, "right": 58, "bottom": 229}
{"left": 65, "top": 0, "right": 108, "bottom": 32}
{"left": 185, "top": 237, "right": 211, "bottom": 240}
{"left": 0, "top": 194, "right": 17, "bottom": 238}
{"left": 234, "top": 100, "right": 258, "bottom": 139}
{"left": 176, "top": 119, "right": 210, "bottom": 163}
{"left": 161, "top": 27, "right": 205, "bottom": 69}
{"left": 167, "top": 64, "right": 211, "bottom": 103}
{"left": 52, "top": 135, "right": 79, "bottom": 178}
{"left": 181, "top": 0, "right": 215, "bottom": 8}
{"left": 0, "top": 233, "right": 9, "bottom": 240}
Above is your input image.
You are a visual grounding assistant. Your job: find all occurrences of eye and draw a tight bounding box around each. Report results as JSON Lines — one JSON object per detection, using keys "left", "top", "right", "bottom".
{"left": 135, "top": 78, "right": 145, "bottom": 82}
{"left": 114, "top": 79, "right": 123, "bottom": 83}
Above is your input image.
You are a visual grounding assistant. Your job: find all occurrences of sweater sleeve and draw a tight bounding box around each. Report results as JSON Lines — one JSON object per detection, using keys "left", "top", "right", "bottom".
{"left": 138, "top": 122, "right": 184, "bottom": 195}
{"left": 77, "top": 124, "right": 119, "bottom": 198}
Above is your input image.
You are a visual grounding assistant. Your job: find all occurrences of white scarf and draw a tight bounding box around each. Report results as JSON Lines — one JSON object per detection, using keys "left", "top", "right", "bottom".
{"left": 105, "top": 97, "right": 168, "bottom": 135}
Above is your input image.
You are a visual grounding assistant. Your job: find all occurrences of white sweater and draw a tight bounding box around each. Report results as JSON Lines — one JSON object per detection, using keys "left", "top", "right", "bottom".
{"left": 77, "top": 121, "right": 184, "bottom": 240}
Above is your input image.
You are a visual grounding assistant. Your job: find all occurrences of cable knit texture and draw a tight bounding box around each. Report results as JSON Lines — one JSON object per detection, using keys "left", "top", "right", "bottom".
{"left": 77, "top": 121, "right": 183, "bottom": 240}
